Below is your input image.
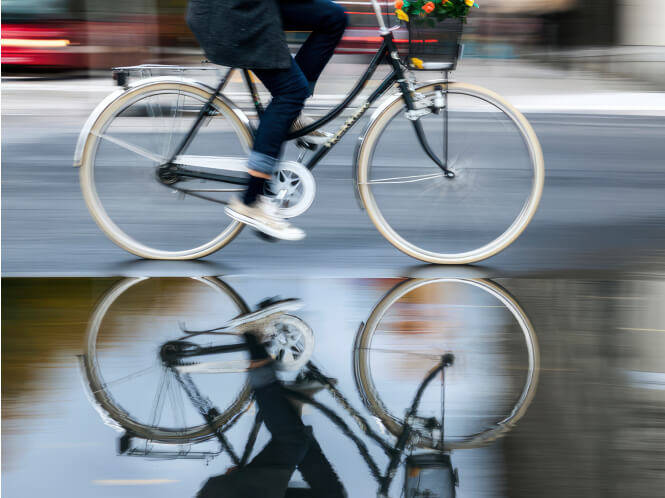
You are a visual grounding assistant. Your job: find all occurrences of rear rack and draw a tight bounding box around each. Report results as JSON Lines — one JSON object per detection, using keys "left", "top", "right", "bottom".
{"left": 111, "top": 63, "right": 228, "bottom": 87}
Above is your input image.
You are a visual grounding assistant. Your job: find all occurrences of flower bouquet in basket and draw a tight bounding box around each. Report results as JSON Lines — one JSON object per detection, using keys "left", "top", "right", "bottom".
{"left": 395, "top": 0, "right": 479, "bottom": 24}
{"left": 394, "top": 0, "right": 479, "bottom": 69}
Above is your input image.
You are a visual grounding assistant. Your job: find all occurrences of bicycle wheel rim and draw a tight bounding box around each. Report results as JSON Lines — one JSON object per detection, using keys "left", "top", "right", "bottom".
{"left": 358, "top": 82, "right": 545, "bottom": 264}
{"left": 80, "top": 82, "right": 251, "bottom": 260}
{"left": 353, "top": 278, "right": 540, "bottom": 450}
{"left": 82, "top": 277, "right": 252, "bottom": 444}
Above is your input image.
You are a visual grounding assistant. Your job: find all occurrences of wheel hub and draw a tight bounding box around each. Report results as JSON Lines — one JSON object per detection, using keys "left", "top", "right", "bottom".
{"left": 156, "top": 164, "right": 181, "bottom": 185}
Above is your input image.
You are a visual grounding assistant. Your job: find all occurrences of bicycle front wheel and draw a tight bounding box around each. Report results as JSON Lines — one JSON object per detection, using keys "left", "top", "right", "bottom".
{"left": 357, "top": 82, "right": 544, "bottom": 264}
{"left": 79, "top": 79, "right": 253, "bottom": 260}
{"left": 354, "top": 278, "right": 539, "bottom": 450}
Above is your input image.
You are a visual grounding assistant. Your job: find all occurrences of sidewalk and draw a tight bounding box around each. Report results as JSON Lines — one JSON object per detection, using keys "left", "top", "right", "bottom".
{"left": 529, "top": 46, "right": 665, "bottom": 89}
{"left": 3, "top": 58, "right": 665, "bottom": 118}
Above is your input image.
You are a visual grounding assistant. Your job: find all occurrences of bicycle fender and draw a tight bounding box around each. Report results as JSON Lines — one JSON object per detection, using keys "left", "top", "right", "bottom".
{"left": 73, "top": 86, "right": 127, "bottom": 167}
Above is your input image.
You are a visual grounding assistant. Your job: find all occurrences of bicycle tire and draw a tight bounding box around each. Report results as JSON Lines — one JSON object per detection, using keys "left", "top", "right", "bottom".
{"left": 81, "top": 277, "right": 252, "bottom": 444}
{"left": 356, "top": 82, "right": 545, "bottom": 264}
{"left": 353, "top": 278, "right": 540, "bottom": 450}
{"left": 79, "top": 79, "right": 252, "bottom": 260}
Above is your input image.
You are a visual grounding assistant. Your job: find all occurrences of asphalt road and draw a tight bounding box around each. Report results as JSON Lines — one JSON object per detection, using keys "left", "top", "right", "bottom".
{"left": 3, "top": 106, "right": 665, "bottom": 277}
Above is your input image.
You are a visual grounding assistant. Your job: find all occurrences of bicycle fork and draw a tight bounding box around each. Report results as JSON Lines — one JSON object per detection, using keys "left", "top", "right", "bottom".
{"left": 402, "top": 80, "right": 455, "bottom": 179}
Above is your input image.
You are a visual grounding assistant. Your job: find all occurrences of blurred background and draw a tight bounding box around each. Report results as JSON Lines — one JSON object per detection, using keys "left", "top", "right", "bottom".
{"left": 2, "top": 0, "right": 664, "bottom": 86}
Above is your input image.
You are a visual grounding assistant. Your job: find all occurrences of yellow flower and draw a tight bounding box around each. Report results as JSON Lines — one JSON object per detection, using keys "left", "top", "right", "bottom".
{"left": 395, "top": 8, "right": 409, "bottom": 22}
{"left": 464, "top": 0, "right": 474, "bottom": 6}
{"left": 411, "top": 57, "right": 424, "bottom": 69}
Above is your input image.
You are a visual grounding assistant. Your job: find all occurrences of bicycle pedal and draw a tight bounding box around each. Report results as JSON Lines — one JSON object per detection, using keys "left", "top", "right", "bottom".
{"left": 252, "top": 229, "right": 279, "bottom": 243}
{"left": 296, "top": 138, "right": 319, "bottom": 151}
{"left": 257, "top": 296, "right": 284, "bottom": 309}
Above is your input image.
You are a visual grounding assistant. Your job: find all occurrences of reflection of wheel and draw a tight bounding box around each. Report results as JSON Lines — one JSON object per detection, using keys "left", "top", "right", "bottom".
{"left": 354, "top": 278, "right": 539, "bottom": 450}
{"left": 82, "top": 277, "right": 252, "bottom": 444}
{"left": 357, "top": 82, "right": 545, "bottom": 264}
{"left": 266, "top": 314, "right": 315, "bottom": 371}
{"left": 264, "top": 161, "right": 316, "bottom": 219}
{"left": 78, "top": 79, "right": 252, "bottom": 260}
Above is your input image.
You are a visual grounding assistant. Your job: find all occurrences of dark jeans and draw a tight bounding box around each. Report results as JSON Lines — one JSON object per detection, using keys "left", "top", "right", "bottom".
{"left": 246, "top": 335, "right": 346, "bottom": 497}
{"left": 196, "top": 334, "right": 345, "bottom": 498}
{"left": 247, "top": 0, "right": 348, "bottom": 175}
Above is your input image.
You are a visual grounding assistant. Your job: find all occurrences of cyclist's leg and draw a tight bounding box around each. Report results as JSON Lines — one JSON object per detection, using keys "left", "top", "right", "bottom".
{"left": 245, "top": 333, "right": 311, "bottom": 467}
{"left": 249, "top": 59, "right": 310, "bottom": 183}
{"left": 241, "top": 333, "right": 345, "bottom": 496}
{"left": 225, "top": 59, "right": 308, "bottom": 239}
{"left": 280, "top": 0, "right": 348, "bottom": 93}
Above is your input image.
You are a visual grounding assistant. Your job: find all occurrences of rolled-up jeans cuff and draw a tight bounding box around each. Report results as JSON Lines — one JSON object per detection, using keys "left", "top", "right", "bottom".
{"left": 248, "top": 150, "right": 278, "bottom": 175}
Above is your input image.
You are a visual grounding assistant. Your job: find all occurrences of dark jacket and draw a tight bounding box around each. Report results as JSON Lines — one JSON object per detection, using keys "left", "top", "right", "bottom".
{"left": 186, "top": 0, "right": 292, "bottom": 69}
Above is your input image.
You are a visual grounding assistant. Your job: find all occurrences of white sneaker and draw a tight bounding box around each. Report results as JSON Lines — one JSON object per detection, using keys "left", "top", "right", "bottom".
{"left": 290, "top": 114, "right": 333, "bottom": 145}
{"left": 225, "top": 297, "right": 304, "bottom": 334}
{"left": 225, "top": 196, "right": 306, "bottom": 241}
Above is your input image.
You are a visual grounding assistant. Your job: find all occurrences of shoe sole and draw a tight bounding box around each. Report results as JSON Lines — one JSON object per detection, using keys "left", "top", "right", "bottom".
{"left": 225, "top": 206, "right": 305, "bottom": 241}
{"left": 300, "top": 135, "right": 331, "bottom": 146}
{"left": 225, "top": 298, "right": 304, "bottom": 330}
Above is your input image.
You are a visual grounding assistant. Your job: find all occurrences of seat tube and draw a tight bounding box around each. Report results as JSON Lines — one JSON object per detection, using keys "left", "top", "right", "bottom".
{"left": 370, "top": 0, "right": 389, "bottom": 34}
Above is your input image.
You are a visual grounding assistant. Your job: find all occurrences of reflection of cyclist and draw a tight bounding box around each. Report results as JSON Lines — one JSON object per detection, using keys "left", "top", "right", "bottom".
{"left": 187, "top": 0, "right": 348, "bottom": 241}
{"left": 196, "top": 333, "right": 346, "bottom": 498}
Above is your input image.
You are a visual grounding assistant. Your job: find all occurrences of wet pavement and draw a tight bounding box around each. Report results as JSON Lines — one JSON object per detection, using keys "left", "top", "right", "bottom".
{"left": 3, "top": 275, "right": 665, "bottom": 497}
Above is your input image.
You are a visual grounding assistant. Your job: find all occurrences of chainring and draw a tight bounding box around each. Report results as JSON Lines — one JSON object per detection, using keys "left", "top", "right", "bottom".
{"left": 264, "top": 161, "right": 316, "bottom": 218}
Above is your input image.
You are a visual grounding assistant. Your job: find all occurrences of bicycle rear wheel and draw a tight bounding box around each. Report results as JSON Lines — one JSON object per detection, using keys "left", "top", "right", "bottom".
{"left": 354, "top": 278, "right": 539, "bottom": 450}
{"left": 81, "top": 277, "right": 252, "bottom": 444}
{"left": 79, "top": 79, "right": 253, "bottom": 260}
{"left": 357, "top": 82, "right": 544, "bottom": 264}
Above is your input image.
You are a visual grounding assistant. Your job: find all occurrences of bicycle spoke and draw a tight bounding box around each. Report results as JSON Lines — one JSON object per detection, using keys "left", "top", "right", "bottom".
{"left": 92, "top": 365, "right": 158, "bottom": 394}
{"left": 168, "top": 371, "right": 187, "bottom": 430}
{"left": 358, "top": 347, "right": 444, "bottom": 360}
{"left": 362, "top": 172, "right": 445, "bottom": 185}
{"left": 166, "top": 89, "right": 183, "bottom": 159}
{"left": 149, "top": 367, "right": 170, "bottom": 428}
{"left": 92, "top": 131, "right": 165, "bottom": 163}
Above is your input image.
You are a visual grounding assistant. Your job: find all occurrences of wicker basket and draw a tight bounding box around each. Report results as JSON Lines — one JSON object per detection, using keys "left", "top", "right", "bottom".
{"left": 406, "top": 17, "right": 463, "bottom": 71}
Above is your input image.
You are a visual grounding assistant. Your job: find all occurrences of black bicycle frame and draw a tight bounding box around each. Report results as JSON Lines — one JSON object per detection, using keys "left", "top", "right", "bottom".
{"left": 166, "top": 30, "right": 452, "bottom": 186}
{"left": 167, "top": 338, "right": 450, "bottom": 496}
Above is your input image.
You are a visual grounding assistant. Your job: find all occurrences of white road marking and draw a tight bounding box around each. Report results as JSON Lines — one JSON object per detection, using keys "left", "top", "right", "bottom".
{"left": 93, "top": 479, "right": 178, "bottom": 486}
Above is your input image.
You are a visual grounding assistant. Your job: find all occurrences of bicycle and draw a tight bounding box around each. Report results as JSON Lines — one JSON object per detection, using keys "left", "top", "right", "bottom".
{"left": 79, "top": 276, "right": 539, "bottom": 496}
{"left": 81, "top": 276, "right": 539, "bottom": 442}
{"left": 74, "top": 0, "right": 544, "bottom": 264}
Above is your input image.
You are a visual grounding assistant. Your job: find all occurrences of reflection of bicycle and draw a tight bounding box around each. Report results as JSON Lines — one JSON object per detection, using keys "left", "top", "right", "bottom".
{"left": 82, "top": 277, "right": 538, "bottom": 466}
{"left": 74, "top": 0, "right": 544, "bottom": 264}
